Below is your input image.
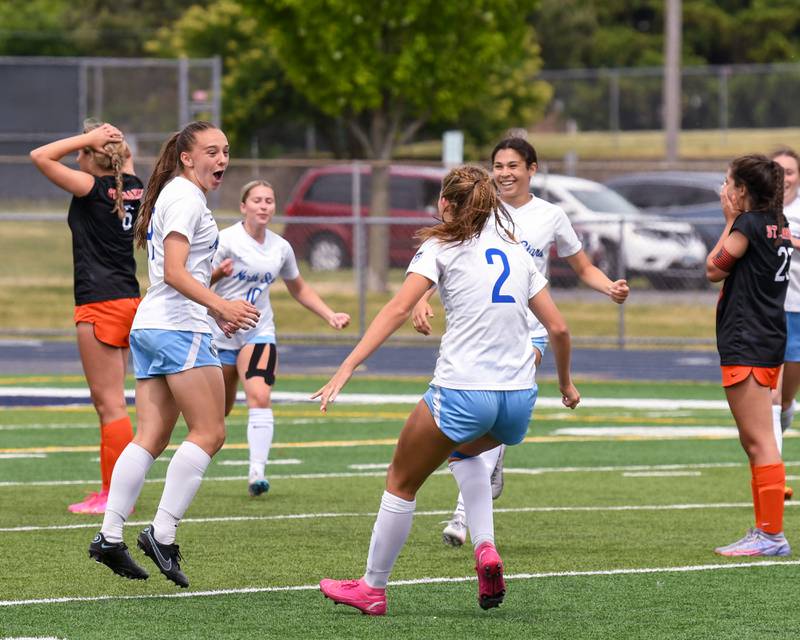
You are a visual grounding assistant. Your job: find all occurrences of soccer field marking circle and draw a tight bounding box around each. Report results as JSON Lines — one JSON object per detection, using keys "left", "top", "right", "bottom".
{"left": 1, "top": 560, "right": 798, "bottom": 608}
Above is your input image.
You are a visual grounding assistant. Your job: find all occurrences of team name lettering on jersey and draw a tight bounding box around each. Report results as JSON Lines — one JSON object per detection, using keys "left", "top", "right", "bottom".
{"left": 106, "top": 187, "right": 144, "bottom": 201}
{"left": 520, "top": 240, "right": 545, "bottom": 258}
{"left": 234, "top": 270, "right": 275, "bottom": 285}
{"left": 766, "top": 225, "right": 793, "bottom": 240}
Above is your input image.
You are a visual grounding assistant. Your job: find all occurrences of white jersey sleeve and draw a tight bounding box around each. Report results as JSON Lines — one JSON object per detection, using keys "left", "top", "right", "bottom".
{"left": 280, "top": 243, "right": 301, "bottom": 281}
{"left": 552, "top": 207, "right": 583, "bottom": 258}
{"left": 784, "top": 196, "right": 800, "bottom": 312}
{"left": 407, "top": 239, "right": 442, "bottom": 284}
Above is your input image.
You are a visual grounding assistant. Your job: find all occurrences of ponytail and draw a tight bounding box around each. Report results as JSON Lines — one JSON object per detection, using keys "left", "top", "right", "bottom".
{"left": 770, "top": 160, "right": 787, "bottom": 245}
{"left": 135, "top": 120, "right": 218, "bottom": 249}
{"left": 729, "top": 153, "right": 786, "bottom": 246}
{"left": 416, "top": 165, "right": 515, "bottom": 246}
{"left": 136, "top": 133, "right": 179, "bottom": 248}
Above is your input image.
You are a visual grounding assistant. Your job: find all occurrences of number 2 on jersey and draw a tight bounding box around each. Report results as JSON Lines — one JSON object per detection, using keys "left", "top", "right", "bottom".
{"left": 485, "top": 248, "right": 515, "bottom": 303}
{"left": 775, "top": 245, "right": 793, "bottom": 282}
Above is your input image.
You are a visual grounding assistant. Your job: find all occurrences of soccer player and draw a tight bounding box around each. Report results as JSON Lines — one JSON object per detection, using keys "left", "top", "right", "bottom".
{"left": 210, "top": 179, "right": 350, "bottom": 497}
{"left": 770, "top": 149, "right": 800, "bottom": 493}
{"left": 87, "top": 121, "right": 259, "bottom": 587}
{"left": 30, "top": 121, "right": 141, "bottom": 515}
{"left": 412, "top": 136, "right": 628, "bottom": 546}
{"left": 709, "top": 154, "right": 792, "bottom": 557}
{"left": 314, "top": 165, "right": 580, "bottom": 615}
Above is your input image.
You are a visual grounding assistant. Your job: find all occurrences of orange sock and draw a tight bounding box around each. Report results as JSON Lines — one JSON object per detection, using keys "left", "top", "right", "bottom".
{"left": 752, "top": 463, "right": 785, "bottom": 535}
{"left": 100, "top": 416, "right": 134, "bottom": 491}
{"left": 749, "top": 462, "right": 760, "bottom": 526}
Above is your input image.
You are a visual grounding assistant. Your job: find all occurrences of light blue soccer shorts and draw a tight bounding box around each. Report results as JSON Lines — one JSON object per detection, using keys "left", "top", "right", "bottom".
{"left": 786, "top": 312, "right": 800, "bottom": 362}
{"left": 531, "top": 336, "right": 548, "bottom": 358}
{"left": 218, "top": 334, "right": 276, "bottom": 367}
{"left": 423, "top": 384, "right": 537, "bottom": 445}
{"left": 130, "top": 329, "right": 221, "bottom": 379}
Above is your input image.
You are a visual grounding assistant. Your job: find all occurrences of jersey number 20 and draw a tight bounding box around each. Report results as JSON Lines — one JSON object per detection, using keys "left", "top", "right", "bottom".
{"left": 485, "top": 248, "right": 515, "bottom": 303}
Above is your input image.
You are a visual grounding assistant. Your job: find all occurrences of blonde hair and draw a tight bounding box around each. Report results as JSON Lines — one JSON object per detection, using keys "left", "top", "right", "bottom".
{"left": 416, "top": 165, "right": 514, "bottom": 246}
{"left": 240, "top": 179, "right": 274, "bottom": 203}
{"left": 83, "top": 118, "right": 131, "bottom": 220}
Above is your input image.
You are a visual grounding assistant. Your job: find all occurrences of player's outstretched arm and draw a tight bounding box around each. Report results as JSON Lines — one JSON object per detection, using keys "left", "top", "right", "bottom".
{"left": 565, "top": 249, "right": 629, "bottom": 304}
{"left": 312, "top": 273, "right": 432, "bottom": 411}
{"left": 285, "top": 275, "right": 350, "bottom": 329}
{"left": 529, "top": 288, "right": 580, "bottom": 409}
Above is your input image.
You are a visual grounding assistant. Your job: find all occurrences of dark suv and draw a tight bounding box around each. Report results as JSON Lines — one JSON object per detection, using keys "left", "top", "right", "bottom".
{"left": 283, "top": 164, "right": 445, "bottom": 271}
{"left": 605, "top": 171, "right": 725, "bottom": 250}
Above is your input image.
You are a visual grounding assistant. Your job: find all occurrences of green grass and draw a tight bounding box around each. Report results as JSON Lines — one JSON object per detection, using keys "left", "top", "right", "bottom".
{"left": 0, "top": 220, "right": 717, "bottom": 343}
{"left": 1, "top": 374, "right": 798, "bottom": 638}
{"left": 398, "top": 127, "right": 800, "bottom": 161}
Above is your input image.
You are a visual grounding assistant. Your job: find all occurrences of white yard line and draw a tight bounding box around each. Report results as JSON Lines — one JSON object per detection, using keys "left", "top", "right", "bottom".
{"left": 2, "top": 501, "right": 798, "bottom": 533}
{"left": 3, "top": 460, "right": 800, "bottom": 488}
{"left": 0, "top": 386, "right": 731, "bottom": 410}
{"left": 1, "top": 560, "right": 797, "bottom": 608}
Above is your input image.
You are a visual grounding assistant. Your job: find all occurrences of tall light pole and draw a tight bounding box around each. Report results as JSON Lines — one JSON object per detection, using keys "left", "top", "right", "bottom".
{"left": 664, "top": 0, "right": 682, "bottom": 163}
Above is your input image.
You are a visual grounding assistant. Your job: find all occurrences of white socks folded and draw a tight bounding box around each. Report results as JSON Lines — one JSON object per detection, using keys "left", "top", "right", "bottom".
{"left": 101, "top": 443, "right": 154, "bottom": 543}
{"left": 449, "top": 455, "right": 495, "bottom": 549}
{"left": 152, "top": 441, "right": 212, "bottom": 545}
{"left": 364, "top": 491, "right": 416, "bottom": 589}
{"left": 772, "top": 400, "right": 796, "bottom": 456}
{"left": 247, "top": 407, "right": 274, "bottom": 480}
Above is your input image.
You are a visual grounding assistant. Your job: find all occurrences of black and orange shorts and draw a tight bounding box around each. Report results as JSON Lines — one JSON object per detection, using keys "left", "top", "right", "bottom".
{"left": 720, "top": 365, "right": 781, "bottom": 389}
{"left": 74, "top": 297, "right": 141, "bottom": 348}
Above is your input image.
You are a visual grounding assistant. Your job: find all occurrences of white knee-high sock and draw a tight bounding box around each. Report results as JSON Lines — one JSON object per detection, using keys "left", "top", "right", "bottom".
{"left": 450, "top": 456, "right": 494, "bottom": 549}
{"left": 450, "top": 446, "right": 503, "bottom": 519}
{"left": 247, "top": 407, "right": 274, "bottom": 478}
{"left": 363, "top": 491, "right": 416, "bottom": 589}
{"left": 101, "top": 443, "right": 154, "bottom": 542}
{"left": 152, "top": 441, "right": 211, "bottom": 545}
{"left": 773, "top": 405, "right": 784, "bottom": 455}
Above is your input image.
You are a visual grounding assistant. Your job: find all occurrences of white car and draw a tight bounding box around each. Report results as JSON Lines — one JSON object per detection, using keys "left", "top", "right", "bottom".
{"left": 530, "top": 173, "right": 708, "bottom": 289}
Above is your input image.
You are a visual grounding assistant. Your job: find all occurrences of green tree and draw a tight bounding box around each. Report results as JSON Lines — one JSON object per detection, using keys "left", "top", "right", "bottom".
{"left": 0, "top": 0, "right": 78, "bottom": 55}
{"left": 241, "top": 0, "right": 549, "bottom": 291}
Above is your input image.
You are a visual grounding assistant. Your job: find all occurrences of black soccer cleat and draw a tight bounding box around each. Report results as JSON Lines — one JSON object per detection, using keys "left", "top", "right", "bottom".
{"left": 88, "top": 532, "right": 149, "bottom": 580}
{"left": 137, "top": 525, "right": 189, "bottom": 588}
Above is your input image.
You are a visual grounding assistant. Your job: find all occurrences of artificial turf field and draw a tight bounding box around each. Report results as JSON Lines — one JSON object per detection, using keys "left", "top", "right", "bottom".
{"left": 1, "top": 374, "right": 799, "bottom": 640}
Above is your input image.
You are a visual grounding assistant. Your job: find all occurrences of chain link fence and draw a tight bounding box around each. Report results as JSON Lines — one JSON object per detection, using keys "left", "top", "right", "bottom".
{"left": 0, "top": 157, "right": 719, "bottom": 349}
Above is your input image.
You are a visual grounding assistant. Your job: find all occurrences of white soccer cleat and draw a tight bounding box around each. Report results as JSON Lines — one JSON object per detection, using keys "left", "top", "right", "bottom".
{"left": 490, "top": 445, "right": 506, "bottom": 500}
{"left": 441, "top": 513, "right": 467, "bottom": 547}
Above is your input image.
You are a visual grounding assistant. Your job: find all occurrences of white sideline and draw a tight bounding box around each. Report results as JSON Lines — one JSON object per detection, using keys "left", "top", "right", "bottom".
{"left": 4, "top": 460, "right": 800, "bottom": 488}
{"left": 1, "top": 560, "right": 798, "bottom": 608}
{"left": 0, "top": 386, "right": 731, "bottom": 410}
{"left": 2, "top": 501, "right": 798, "bottom": 533}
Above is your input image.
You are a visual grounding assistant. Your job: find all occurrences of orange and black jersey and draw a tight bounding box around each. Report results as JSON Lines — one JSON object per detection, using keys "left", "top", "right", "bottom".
{"left": 716, "top": 210, "right": 792, "bottom": 366}
{"left": 68, "top": 174, "right": 142, "bottom": 305}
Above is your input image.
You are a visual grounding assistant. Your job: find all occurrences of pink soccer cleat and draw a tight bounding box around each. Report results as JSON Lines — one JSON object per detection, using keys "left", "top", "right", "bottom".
{"left": 474, "top": 542, "right": 506, "bottom": 610}
{"left": 68, "top": 491, "right": 101, "bottom": 514}
{"left": 84, "top": 489, "right": 109, "bottom": 514}
{"left": 319, "top": 577, "right": 387, "bottom": 616}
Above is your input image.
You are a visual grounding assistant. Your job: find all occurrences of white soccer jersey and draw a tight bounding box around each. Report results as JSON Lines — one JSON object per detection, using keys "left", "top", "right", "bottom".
{"left": 408, "top": 221, "right": 548, "bottom": 390}
{"left": 132, "top": 176, "right": 219, "bottom": 333}
{"left": 504, "top": 195, "right": 582, "bottom": 338}
{"left": 209, "top": 222, "right": 300, "bottom": 350}
{"left": 784, "top": 196, "right": 800, "bottom": 312}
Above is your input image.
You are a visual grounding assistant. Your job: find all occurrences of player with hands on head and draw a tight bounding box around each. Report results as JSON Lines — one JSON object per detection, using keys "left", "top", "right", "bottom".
{"left": 30, "top": 119, "right": 142, "bottom": 515}
{"left": 87, "top": 121, "right": 259, "bottom": 588}
{"left": 209, "top": 179, "right": 350, "bottom": 497}
{"left": 413, "top": 136, "right": 627, "bottom": 547}
{"left": 313, "top": 164, "right": 579, "bottom": 616}
{"left": 708, "top": 154, "right": 792, "bottom": 557}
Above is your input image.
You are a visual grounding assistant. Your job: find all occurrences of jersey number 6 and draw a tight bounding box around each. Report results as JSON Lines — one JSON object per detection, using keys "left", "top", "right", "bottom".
{"left": 485, "top": 248, "right": 515, "bottom": 303}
